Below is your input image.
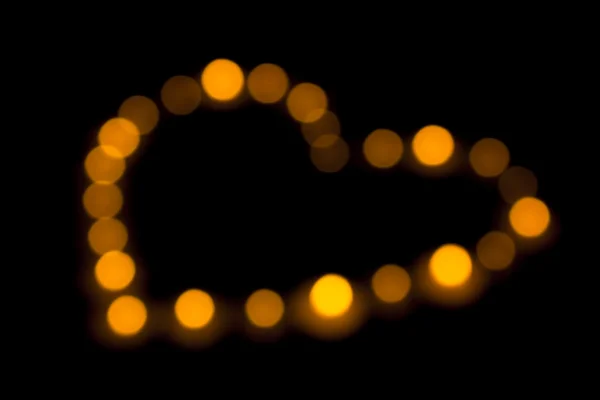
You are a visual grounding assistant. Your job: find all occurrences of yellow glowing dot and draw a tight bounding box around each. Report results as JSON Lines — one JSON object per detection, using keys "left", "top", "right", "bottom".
{"left": 175, "top": 289, "right": 215, "bottom": 329}
{"left": 300, "top": 110, "right": 340, "bottom": 145}
{"left": 309, "top": 274, "right": 353, "bottom": 318}
{"left": 245, "top": 289, "right": 285, "bottom": 328}
{"left": 469, "top": 138, "right": 510, "bottom": 177}
{"left": 200, "top": 59, "right": 244, "bottom": 101}
{"left": 88, "top": 218, "right": 128, "bottom": 255}
{"left": 107, "top": 295, "right": 147, "bottom": 336}
{"left": 371, "top": 264, "right": 411, "bottom": 303}
{"left": 363, "top": 129, "right": 404, "bottom": 169}
{"left": 161, "top": 75, "right": 201, "bottom": 115}
{"left": 429, "top": 244, "right": 473, "bottom": 288}
{"left": 94, "top": 250, "right": 135, "bottom": 291}
{"left": 476, "top": 231, "right": 516, "bottom": 271}
{"left": 83, "top": 183, "right": 123, "bottom": 218}
{"left": 98, "top": 117, "right": 140, "bottom": 158}
{"left": 499, "top": 166, "right": 538, "bottom": 204}
{"left": 118, "top": 95, "right": 159, "bottom": 135}
{"left": 509, "top": 197, "right": 550, "bottom": 238}
{"left": 286, "top": 83, "right": 328, "bottom": 123}
{"left": 310, "top": 135, "right": 350, "bottom": 173}
{"left": 412, "top": 125, "right": 454, "bottom": 166}
{"left": 84, "top": 146, "right": 125, "bottom": 183}
{"left": 247, "top": 63, "right": 289, "bottom": 104}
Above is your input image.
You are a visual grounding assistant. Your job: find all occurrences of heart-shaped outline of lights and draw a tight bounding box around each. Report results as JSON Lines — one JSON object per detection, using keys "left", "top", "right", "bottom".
{"left": 82, "top": 58, "right": 554, "bottom": 346}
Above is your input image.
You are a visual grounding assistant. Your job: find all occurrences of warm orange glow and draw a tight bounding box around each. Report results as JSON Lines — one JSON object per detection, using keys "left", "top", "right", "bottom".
{"left": 161, "top": 75, "right": 202, "bottom": 115}
{"left": 84, "top": 146, "right": 126, "bottom": 183}
{"left": 371, "top": 264, "right": 411, "bottom": 303}
{"left": 310, "top": 135, "right": 350, "bottom": 173}
{"left": 429, "top": 244, "right": 473, "bottom": 288}
{"left": 94, "top": 250, "right": 135, "bottom": 291}
{"left": 200, "top": 59, "right": 244, "bottom": 101}
{"left": 469, "top": 138, "right": 510, "bottom": 177}
{"left": 509, "top": 197, "right": 550, "bottom": 238}
{"left": 300, "top": 111, "right": 340, "bottom": 145}
{"left": 98, "top": 117, "right": 140, "bottom": 158}
{"left": 363, "top": 129, "right": 404, "bottom": 169}
{"left": 476, "top": 231, "right": 516, "bottom": 270}
{"left": 118, "top": 95, "right": 159, "bottom": 135}
{"left": 309, "top": 274, "right": 353, "bottom": 318}
{"left": 245, "top": 289, "right": 285, "bottom": 328}
{"left": 499, "top": 166, "right": 538, "bottom": 204}
{"left": 286, "top": 83, "right": 327, "bottom": 123}
{"left": 247, "top": 63, "right": 289, "bottom": 104}
{"left": 83, "top": 183, "right": 123, "bottom": 219}
{"left": 88, "top": 218, "right": 128, "bottom": 255}
{"left": 412, "top": 125, "right": 454, "bottom": 166}
{"left": 175, "top": 289, "right": 215, "bottom": 329}
{"left": 107, "top": 295, "right": 147, "bottom": 336}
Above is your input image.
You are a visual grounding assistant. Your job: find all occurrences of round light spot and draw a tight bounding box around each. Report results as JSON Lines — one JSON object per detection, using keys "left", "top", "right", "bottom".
{"left": 161, "top": 75, "right": 202, "bottom": 115}
{"left": 469, "top": 138, "right": 510, "bottom": 177}
{"left": 300, "top": 110, "right": 340, "bottom": 145}
{"left": 84, "top": 146, "right": 125, "bottom": 183}
{"left": 107, "top": 295, "right": 147, "bottom": 336}
{"left": 94, "top": 250, "right": 135, "bottom": 291}
{"left": 412, "top": 125, "right": 454, "bottom": 167}
{"left": 476, "top": 231, "right": 516, "bottom": 270}
{"left": 499, "top": 166, "right": 538, "bottom": 204}
{"left": 88, "top": 218, "right": 128, "bottom": 255}
{"left": 429, "top": 244, "right": 473, "bottom": 288}
{"left": 83, "top": 183, "right": 123, "bottom": 218}
{"left": 309, "top": 274, "right": 353, "bottom": 318}
{"left": 509, "top": 197, "right": 550, "bottom": 238}
{"left": 98, "top": 117, "right": 140, "bottom": 158}
{"left": 175, "top": 289, "right": 215, "bottom": 329}
{"left": 363, "top": 129, "right": 404, "bottom": 168}
{"left": 310, "top": 135, "right": 350, "bottom": 173}
{"left": 371, "top": 264, "right": 411, "bottom": 303}
{"left": 286, "top": 83, "right": 328, "bottom": 123}
{"left": 118, "top": 95, "right": 159, "bottom": 135}
{"left": 200, "top": 59, "right": 244, "bottom": 101}
{"left": 247, "top": 63, "right": 289, "bottom": 104}
{"left": 245, "top": 289, "right": 285, "bottom": 328}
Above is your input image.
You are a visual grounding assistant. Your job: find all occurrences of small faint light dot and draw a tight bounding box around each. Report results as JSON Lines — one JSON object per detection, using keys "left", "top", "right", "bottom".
{"left": 371, "top": 264, "right": 411, "bottom": 303}
{"left": 476, "top": 231, "right": 516, "bottom": 270}
{"left": 469, "top": 138, "right": 510, "bottom": 177}
{"left": 247, "top": 63, "right": 289, "bottom": 104}
{"left": 245, "top": 289, "right": 285, "bottom": 328}
{"left": 363, "top": 129, "right": 404, "bottom": 169}
{"left": 107, "top": 295, "right": 147, "bottom": 336}
{"left": 175, "top": 289, "right": 215, "bottom": 329}
{"left": 499, "top": 166, "right": 538, "bottom": 204}
{"left": 83, "top": 183, "right": 123, "bottom": 218}
{"left": 429, "top": 244, "right": 473, "bottom": 288}
{"left": 309, "top": 274, "right": 353, "bottom": 318}
{"left": 94, "top": 250, "right": 135, "bottom": 291}
{"left": 118, "top": 95, "right": 159, "bottom": 135}
{"left": 98, "top": 117, "right": 140, "bottom": 158}
{"left": 310, "top": 135, "right": 350, "bottom": 173}
{"left": 84, "top": 146, "right": 125, "bottom": 184}
{"left": 412, "top": 125, "right": 454, "bottom": 167}
{"left": 300, "top": 110, "right": 340, "bottom": 145}
{"left": 88, "top": 218, "right": 128, "bottom": 255}
{"left": 286, "top": 83, "right": 328, "bottom": 123}
{"left": 200, "top": 59, "right": 244, "bottom": 102}
{"left": 160, "top": 75, "right": 202, "bottom": 115}
{"left": 509, "top": 197, "right": 550, "bottom": 238}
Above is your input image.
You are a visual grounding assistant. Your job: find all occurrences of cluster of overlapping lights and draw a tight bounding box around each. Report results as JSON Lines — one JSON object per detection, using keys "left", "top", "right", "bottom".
{"left": 83, "top": 59, "right": 552, "bottom": 343}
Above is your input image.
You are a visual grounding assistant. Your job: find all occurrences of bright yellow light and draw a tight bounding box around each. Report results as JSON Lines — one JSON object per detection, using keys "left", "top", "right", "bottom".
{"left": 499, "top": 166, "right": 538, "bottom": 204}
{"left": 429, "top": 244, "right": 473, "bottom": 288}
{"left": 107, "top": 295, "right": 147, "bottom": 336}
{"left": 309, "top": 274, "right": 353, "bottom": 318}
{"left": 84, "top": 146, "right": 125, "bottom": 184}
{"left": 98, "top": 117, "right": 140, "bottom": 158}
{"left": 83, "top": 183, "right": 123, "bottom": 218}
{"left": 247, "top": 63, "right": 289, "bottom": 104}
{"left": 412, "top": 125, "right": 454, "bottom": 166}
{"left": 310, "top": 135, "right": 350, "bottom": 173}
{"left": 118, "top": 95, "right": 159, "bottom": 135}
{"left": 476, "top": 231, "right": 516, "bottom": 270}
{"left": 300, "top": 110, "right": 340, "bottom": 145}
{"left": 175, "top": 289, "right": 215, "bottom": 329}
{"left": 160, "top": 75, "right": 202, "bottom": 115}
{"left": 469, "top": 138, "right": 510, "bottom": 177}
{"left": 200, "top": 59, "right": 244, "bottom": 101}
{"left": 245, "top": 289, "right": 285, "bottom": 328}
{"left": 371, "top": 264, "right": 411, "bottom": 303}
{"left": 88, "top": 218, "right": 128, "bottom": 255}
{"left": 286, "top": 83, "right": 327, "bottom": 123}
{"left": 363, "top": 129, "right": 404, "bottom": 168}
{"left": 509, "top": 197, "right": 550, "bottom": 238}
{"left": 94, "top": 250, "right": 135, "bottom": 291}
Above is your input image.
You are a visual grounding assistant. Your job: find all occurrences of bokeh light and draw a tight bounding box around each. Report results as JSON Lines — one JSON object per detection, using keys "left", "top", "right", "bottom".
{"left": 309, "top": 274, "right": 353, "bottom": 318}
{"left": 160, "top": 75, "right": 202, "bottom": 115}
{"left": 363, "top": 129, "right": 404, "bottom": 169}
{"left": 469, "top": 138, "right": 510, "bottom": 177}
{"left": 429, "top": 244, "right": 473, "bottom": 288}
{"left": 286, "top": 83, "right": 327, "bottom": 123}
{"left": 412, "top": 125, "right": 454, "bottom": 167}
{"left": 476, "top": 231, "right": 516, "bottom": 270}
{"left": 118, "top": 95, "right": 159, "bottom": 135}
{"left": 247, "top": 63, "right": 289, "bottom": 104}
{"left": 509, "top": 197, "right": 550, "bottom": 238}
{"left": 84, "top": 146, "right": 125, "bottom": 183}
{"left": 200, "top": 59, "right": 244, "bottom": 102}
{"left": 175, "top": 289, "right": 215, "bottom": 329}
{"left": 310, "top": 135, "right": 350, "bottom": 173}
{"left": 300, "top": 110, "right": 340, "bottom": 145}
{"left": 245, "top": 289, "right": 285, "bottom": 328}
{"left": 107, "top": 295, "right": 147, "bottom": 336}
{"left": 98, "top": 117, "right": 140, "bottom": 158}
{"left": 371, "top": 264, "right": 411, "bottom": 303}
{"left": 83, "top": 183, "right": 123, "bottom": 218}
{"left": 499, "top": 166, "right": 538, "bottom": 204}
{"left": 94, "top": 250, "right": 135, "bottom": 291}
{"left": 88, "top": 218, "right": 128, "bottom": 255}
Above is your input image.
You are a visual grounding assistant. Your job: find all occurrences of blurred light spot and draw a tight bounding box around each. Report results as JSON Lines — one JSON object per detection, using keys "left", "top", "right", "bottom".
{"left": 245, "top": 289, "right": 284, "bottom": 328}
{"left": 200, "top": 59, "right": 244, "bottom": 101}
{"left": 94, "top": 250, "right": 135, "bottom": 291}
{"left": 499, "top": 166, "right": 538, "bottom": 204}
{"left": 476, "top": 231, "right": 516, "bottom": 270}
{"left": 175, "top": 289, "right": 215, "bottom": 329}
{"left": 469, "top": 138, "right": 510, "bottom": 177}
{"left": 98, "top": 117, "right": 140, "bottom": 158}
{"left": 118, "top": 95, "right": 159, "bottom": 135}
{"left": 429, "top": 244, "right": 472, "bottom": 288}
{"left": 309, "top": 274, "right": 353, "bottom": 318}
{"left": 509, "top": 197, "right": 550, "bottom": 238}
{"left": 247, "top": 63, "right": 289, "bottom": 104}
{"left": 84, "top": 146, "right": 125, "bottom": 183}
{"left": 286, "top": 83, "right": 327, "bottom": 123}
{"left": 107, "top": 295, "right": 147, "bottom": 336}
{"left": 301, "top": 110, "right": 340, "bottom": 145}
{"left": 88, "top": 218, "right": 128, "bottom": 255}
{"left": 363, "top": 129, "right": 404, "bottom": 169}
{"left": 83, "top": 183, "right": 123, "bottom": 218}
{"left": 412, "top": 125, "right": 454, "bottom": 166}
{"left": 161, "top": 75, "right": 202, "bottom": 115}
{"left": 371, "top": 264, "right": 411, "bottom": 303}
{"left": 310, "top": 135, "right": 350, "bottom": 173}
